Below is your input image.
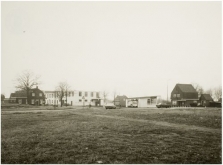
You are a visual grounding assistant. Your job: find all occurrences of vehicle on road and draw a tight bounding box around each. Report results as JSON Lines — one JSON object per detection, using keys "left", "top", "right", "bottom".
{"left": 156, "top": 103, "right": 171, "bottom": 108}
{"left": 104, "top": 103, "right": 116, "bottom": 109}
{"left": 127, "top": 99, "right": 138, "bottom": 108}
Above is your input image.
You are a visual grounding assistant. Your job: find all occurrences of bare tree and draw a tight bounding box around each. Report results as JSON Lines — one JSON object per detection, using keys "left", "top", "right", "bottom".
{"left": 103, "top": 90, "right": 109, "bottom": 104}
{"left": 56, "top": 82, "right": 66, "bottom": 107}
{"left": 64, "top": 82, "right": 71, "bottom": 107}
{"left": 55, "top": 82, "right": 71, "bottom": 107}
{"left": 15, "top": 70, "right": 40, "bottom": 104}
{"left": 214, "top": 86, "right": 222, "bottom": 101}
{"left": 113, "top": 90, "right": 116, "bottom": 102}
{"left": 1, "top": 94, "right": 5, "bottom": 103}
{"left": 192, "top": 83, "right": 204, "bottom": 97}
{"left": 205, "top": 88, "right": 214, "bottom": 97}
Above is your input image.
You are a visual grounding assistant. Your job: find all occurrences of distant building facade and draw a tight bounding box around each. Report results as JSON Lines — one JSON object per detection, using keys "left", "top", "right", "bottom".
{"left": 114, "top": 95, "right": 128, "bottom": 107}
{"left": 171, "top": 84, "right": 198, "bottom": 107}
{"left": 44, "top": 90, "right": 104, "bottom": 106}
{"left": 199, "top": 94, "right": 214, "bottom": 107}
{"left": 9, "top": 86, "right": 45, "bottom": 105}
{"left": 126, "top": 96, "right": 160, "bottom": 108}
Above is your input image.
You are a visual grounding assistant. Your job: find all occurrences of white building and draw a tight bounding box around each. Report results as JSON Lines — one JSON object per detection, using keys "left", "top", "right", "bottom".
{"left": 126, "top": 96, "right": 160, "bottom": 108}
{"left": 44, "top": 90, "right": 104, "bottom": 106}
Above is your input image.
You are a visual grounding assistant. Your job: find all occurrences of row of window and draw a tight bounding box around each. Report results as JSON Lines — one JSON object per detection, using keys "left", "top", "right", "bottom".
{"left": 79, "top": 99, "right": 94, "bottom": 102}
{"left": 32, "top": 93, "right": 43, "bottom": 97}
{"left": 45, "top": 91, "right": 98, "bottom": 98}
{"left": 173, "top": 94, "right": 180, "bottom": 98}
{"left": 47, "top": 100, "right": 59, "bottom": 104}
{"left": 147, "top": 98, "right": 156, "bottom": 104}
{"left": 172, "top": 100, "right": 197, "bottom": 105}
{"left": 79, "top": 92, "right": 99, "bottom": 97}
{"left": 31, "top": 99, "right": 43, "bottom": 104}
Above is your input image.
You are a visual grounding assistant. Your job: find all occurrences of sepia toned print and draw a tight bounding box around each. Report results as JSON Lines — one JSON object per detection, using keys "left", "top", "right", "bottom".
{"left": 1, "top": 1, "right": 222, "bottom": 164}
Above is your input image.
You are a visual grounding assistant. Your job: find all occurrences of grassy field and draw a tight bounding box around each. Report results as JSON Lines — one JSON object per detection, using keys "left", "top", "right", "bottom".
{"left": 1, "top": 107, "right": 222, "bottom": 164}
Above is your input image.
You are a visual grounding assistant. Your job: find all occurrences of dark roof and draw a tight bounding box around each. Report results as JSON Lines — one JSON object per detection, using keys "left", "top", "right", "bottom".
{"left": 115, "top": 95, "right": 128, "bottom": 99}
{"left": 176, "top": 84, "right": 197, "bottom": 93}
{"left": 201, "top": 94, "right": 213, "bottom": 101}
{"left": 127, "top": 96, "right": 158, "bottom": 99}
{"left": 10, "top": 91, "right": 27, "bottom": 98}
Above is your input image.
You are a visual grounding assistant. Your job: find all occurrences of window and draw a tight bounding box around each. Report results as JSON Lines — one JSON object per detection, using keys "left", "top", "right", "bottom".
{"left": 79, "top": 92, "right": 82, "bottom": 96}
{"left": 177, "top": 94, "right": 180, "bottom": 98}
{"left": 52, "top": 100, "right": 53, "bottom": 104}
{"left": 96, "top": 92, "right": 99, "bottom": 98}
{"left": 31, "top": 99, "right": 34, "bottom": 104}
{"left": 72, "top": 92, "right": 74, "bottom": 96}
{"left": 39, "top": 93, "right": 42, "bottom": 97}
{"left": 79, "top": 99, "right": 82, "bottom": 102}
{"left": 85, "top": 100, "right": 87, "bottom": 102}
{"left": 18, "top": 99, "right": 22, "bottom": 104}
{"left": 52, "top": 94, "right": 54, "bottom": 98}
{"left": 40, "top": 99, "right": 43, "bottom": 104}
{"left": 32, "top": 93, "right": 35, "bottom": 96}
{"left": 173, "top": 94, "right": 176, "bottom": 98}
{"left": 193, "top": 101, "right": 197, "bottom": 103}
{"left": 172, "top": 101, "right": 177, "bottom": 105}
{"left": 91, "top": 92, "right": 93, "bottom": 97}
{"left": 147, "top": 99, "right": 151, "bottom": 104}
{"left": 85, "top": 92, "right": 88, "bottom": 97}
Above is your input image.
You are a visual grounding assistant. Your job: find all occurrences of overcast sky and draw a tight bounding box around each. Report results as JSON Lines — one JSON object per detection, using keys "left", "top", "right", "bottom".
{"left": 1, "top": 1, "right": 222, "bottom": 99}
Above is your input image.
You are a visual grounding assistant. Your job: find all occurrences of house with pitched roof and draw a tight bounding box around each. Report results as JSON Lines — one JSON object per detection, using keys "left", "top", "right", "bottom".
{"left": 10, "top": 86, "right": 45, "bottom": 105}
{"left": 114, "top": 95, "right": 128, "bottom": 107}
{"left": 171, "top": 84, "right": 198, "bottom": 107}
{"left": 199, "top": 94, "right": 214, "bottom": 107}
{"left": 10, "top": 91, "right": 27, "bottom": 104}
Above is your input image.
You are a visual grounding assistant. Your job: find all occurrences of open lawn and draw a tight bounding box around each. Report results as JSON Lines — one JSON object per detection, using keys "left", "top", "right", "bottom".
{"left": 1, "top": 107, "right": 222, "bottom": 164}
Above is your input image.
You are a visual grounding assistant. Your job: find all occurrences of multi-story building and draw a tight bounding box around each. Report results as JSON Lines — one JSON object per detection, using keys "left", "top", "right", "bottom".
{"left": 44, "top": 90, "right": 104, "bottom": 106}
{"left": 9, "top": 86, "right": 45, "bottom": 105}
{"left": 171, "top": 84, "right": 198, "bottom": 107}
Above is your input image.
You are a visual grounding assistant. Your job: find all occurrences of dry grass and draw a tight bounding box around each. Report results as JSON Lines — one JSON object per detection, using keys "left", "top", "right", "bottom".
{"left": 1, "top": 107, "right": 222, "bottom": 164}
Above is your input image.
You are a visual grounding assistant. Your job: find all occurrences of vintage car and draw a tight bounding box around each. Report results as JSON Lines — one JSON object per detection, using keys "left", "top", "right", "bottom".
{"left": 104, "top": 103, "right": 116, "bottom": 109}
{"left": 156, "top": 103, "right": 171, "bottom": 108}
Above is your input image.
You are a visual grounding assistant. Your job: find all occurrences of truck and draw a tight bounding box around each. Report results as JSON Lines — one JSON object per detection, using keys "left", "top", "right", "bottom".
{"left": 127, "top": 99, "right": 138, "bottom": 108}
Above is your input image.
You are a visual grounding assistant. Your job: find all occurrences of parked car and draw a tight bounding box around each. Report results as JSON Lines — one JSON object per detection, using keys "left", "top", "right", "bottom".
{"left": 156, "top": 103, "right": 171, "bottom": 108}
{"left": 104, "top": 103, "right": 116, "bottom": 109}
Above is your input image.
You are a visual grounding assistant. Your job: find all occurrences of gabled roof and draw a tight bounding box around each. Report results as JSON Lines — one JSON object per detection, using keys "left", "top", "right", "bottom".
{"left": 10, "top": 91, "right": 27, "bottom": 98}
{"left": 176, "top": 84, "right": 197, "bottom": 93}
{"left": 115, "top": 95, "right": 128, "bottom": 99}
{"left": 201, "top": 94, "right": 213, "bottom": 101}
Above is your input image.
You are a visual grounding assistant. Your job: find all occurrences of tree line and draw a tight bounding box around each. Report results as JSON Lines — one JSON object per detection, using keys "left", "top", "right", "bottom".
{"left": 1, "top": 71, "right": 222, "bottom": 106}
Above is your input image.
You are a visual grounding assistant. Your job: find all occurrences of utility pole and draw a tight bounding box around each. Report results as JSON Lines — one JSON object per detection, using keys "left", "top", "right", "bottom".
{"left": 167, "top": 79, "right": 171, "bottom": 104}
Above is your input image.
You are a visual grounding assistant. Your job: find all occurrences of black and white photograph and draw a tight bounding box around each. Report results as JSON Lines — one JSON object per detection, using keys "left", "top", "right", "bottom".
{"left": 1, "top": 1, "right": 222, "bottom": 164}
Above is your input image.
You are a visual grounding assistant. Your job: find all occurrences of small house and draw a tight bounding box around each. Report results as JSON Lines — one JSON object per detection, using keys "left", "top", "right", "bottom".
{"left": 199, "top": 94, "right": 214, "bottom": 107}
{"left": 114, "top": 95, "right": 128, "bottom": 107}
{"left": 171, "top": 84, "right": 198, "bottom": 107}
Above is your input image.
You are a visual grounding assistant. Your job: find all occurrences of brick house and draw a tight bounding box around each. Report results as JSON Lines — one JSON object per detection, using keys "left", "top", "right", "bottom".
{"left": 10, "top": 86, "right": 45, "bottom": 105}
{"left": 171, "top": 84, "right": 198, "bottom": 107}
{"left": 29, "top": 86, "right": 45, "bottom": 105}
{"left": 199, "top": 94, "right": 214, "bottom": 107}
{"left": 10, "top": 91, "right": 27, "bottom": 104}
{"left": 114, "top": 95, "right": 128, "bottom": 107}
